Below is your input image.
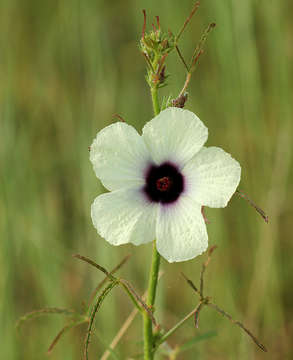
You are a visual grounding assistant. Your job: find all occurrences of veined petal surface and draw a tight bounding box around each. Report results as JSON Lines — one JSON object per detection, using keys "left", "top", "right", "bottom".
{"left": 142, "top": 107, "right": 208, "bottom": 167}
{"left": 183, "top": 146, "right": 241, "bottom": 208}
{"left": 91, "top": 188, "right": 158, "bottom": 246}
{"left": 156, "top": 196, "right": 208, "bottom": 262}
{"left": 90, "top": 122, "right": 152, "bottom": 191}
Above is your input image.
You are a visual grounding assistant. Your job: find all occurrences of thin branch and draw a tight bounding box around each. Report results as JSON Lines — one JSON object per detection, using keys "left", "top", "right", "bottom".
{"left": 120, "top": 279, "right": 157, "bottom": 327}
{"left": 88, "top": 254, "right": 131, "bottom": 307}
{"left": 119, "top": 280, "right": 144, "bottom": 313}
{"left": 175, "top": 45, "right": 189, "bottom": 72}
{"left": 176, "top": 2, "right": 200, "bottom": 42}
{"left": 47, "top": 318, "right": 88, "bottom": 354}
{"left": 194, "top": 303, "right": 203, "bottom": 328}
{"left": 205, "top": 245, "right": 218, "bottom": 267}
{"left": 207, "top": 303, "right": 267, "bottom": 352}
{"left": 173, "top": 22, "right": 215, "bottom": 107}
{"left": 236, "top": 189, "right": 269, "bottom": 223}
{"left": 174, "top": 48, "right": 203, "bottom": 104}
{"left": 172, "top": 12, "right": 215, "bottom": 110}
{"left": 73, "top": 254, "right": 115, "bottom": 281}
{"left": 200, "top": 245, "right": 217, "bottom": 297}
{"left": 75, "top": 254, "right": 156, "bottom": 326}
{"left": 178, "top": 72, "right": 192, "bottom": 99}
{"left": 181, "top": 272, "right": 199, "bottom": 295}
{"left": 189, "top": 22, "right": 216, "bottom": 70}
{"left": 175, "top": 49, "right": 202, "bottom": 101}
{"left": 190, "top": 48, "right": 204, "bottom": 72}
{"left": 179, "top": 248, "right": 267, "bottom": 353}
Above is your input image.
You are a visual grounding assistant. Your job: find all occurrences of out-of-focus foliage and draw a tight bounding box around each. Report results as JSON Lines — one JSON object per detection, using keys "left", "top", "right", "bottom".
{"left": 1, "top": 0, "right": 292, "bottom": 359}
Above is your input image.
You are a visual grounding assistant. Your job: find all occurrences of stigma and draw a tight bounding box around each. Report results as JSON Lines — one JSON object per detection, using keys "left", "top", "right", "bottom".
{"left": 156, "top": 177, "right": 172, "bottom": 192}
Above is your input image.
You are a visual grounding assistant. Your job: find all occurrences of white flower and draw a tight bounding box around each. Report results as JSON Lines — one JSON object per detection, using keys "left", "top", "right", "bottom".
{"left": 90, "top": 107, "right": 241, "bottom": 263}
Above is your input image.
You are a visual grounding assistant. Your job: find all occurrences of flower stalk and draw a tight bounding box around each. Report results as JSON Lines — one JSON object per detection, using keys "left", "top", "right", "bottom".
{"left": 143, "top": 241, "right": 161, "bottom": 359}
{"left": 140, "top": 7, "right": 212, "bottom": 357}
{"left": 143, "top": 65, "right": 162, "bottom": 359}
{"left": 142, "top": 22, "right": 164, "bottom": 354}
{"left": 151, "top": 86, "right": 160, "bottom": 117}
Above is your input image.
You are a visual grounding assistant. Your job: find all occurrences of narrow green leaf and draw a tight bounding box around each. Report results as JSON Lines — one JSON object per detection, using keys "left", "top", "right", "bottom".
{"left": 84, "top": 280, "right": 119, "bottom": 360}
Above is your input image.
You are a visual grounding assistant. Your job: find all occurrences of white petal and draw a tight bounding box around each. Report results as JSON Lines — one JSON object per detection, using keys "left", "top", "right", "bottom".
{"left": 142, "top": 107, "right": 208, "bottom": 167}
{"left": 90, "top": 122, "right": 152, "bottom": 191}
{"left": 91, "top": 187, "right": 158, "bottom": 246}
{"left": 156, "top": 196, "right": 208, "bottom": 263}
{"left": 183, "top": 147, "right": 241, "bottom": 208}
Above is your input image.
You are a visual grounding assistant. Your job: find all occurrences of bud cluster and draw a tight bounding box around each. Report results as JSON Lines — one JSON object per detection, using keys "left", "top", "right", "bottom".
{"left": 139, "top": 11, "right": 176, "bottom": 89}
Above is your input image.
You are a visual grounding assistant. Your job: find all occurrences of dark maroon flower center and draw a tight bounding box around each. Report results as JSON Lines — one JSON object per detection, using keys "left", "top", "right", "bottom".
{"left": 143, "top": 162, "right": 184, "bottom": 204}
{"left": 156, "top": 176, "right": 172, "bottom": 192}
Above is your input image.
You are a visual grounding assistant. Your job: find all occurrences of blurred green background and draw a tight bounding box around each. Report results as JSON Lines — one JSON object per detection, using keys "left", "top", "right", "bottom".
{"left": 1, "top": 0, "right": 292, "bottom": 359}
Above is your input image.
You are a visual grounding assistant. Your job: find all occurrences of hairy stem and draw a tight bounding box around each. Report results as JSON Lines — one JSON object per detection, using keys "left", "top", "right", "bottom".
{"left": 143, "top": 64, "right": 162, "bottom": 360}
{"left": 144, "top": 241, "right": 161, "bottom": 360}
{"left": 151, "top": 86, "right": 160, "bottom": 116}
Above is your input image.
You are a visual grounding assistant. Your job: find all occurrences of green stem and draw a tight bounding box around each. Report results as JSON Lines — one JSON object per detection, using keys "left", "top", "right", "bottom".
{"left": 143, "top": 80, "right": 161, "bottom": 360}
{"left": 144, "top": 241, "right": 161, "bottom": 360}
{"left": 151, "top": 86, "right": 160, "bottom": 116}
{"left": 148, "top": 242, "right": 161, "bottom": 307}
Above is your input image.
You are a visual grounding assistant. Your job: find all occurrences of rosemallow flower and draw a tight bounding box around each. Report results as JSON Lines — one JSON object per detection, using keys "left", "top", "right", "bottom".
{"left": 90, "top": 108, "right": 241, "bottom": 262}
